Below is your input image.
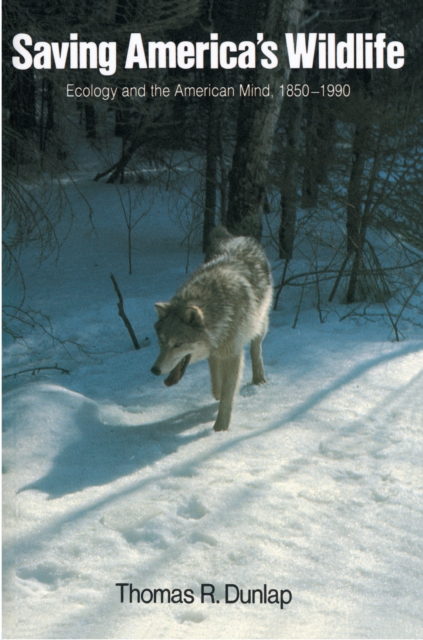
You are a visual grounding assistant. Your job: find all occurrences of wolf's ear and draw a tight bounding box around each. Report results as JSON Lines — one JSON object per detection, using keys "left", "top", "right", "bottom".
{"left": 183, "top": 305, "right": 204, "bottom": 327}
{"left": 155, "top": 302, "right": 171, "bottom": 319}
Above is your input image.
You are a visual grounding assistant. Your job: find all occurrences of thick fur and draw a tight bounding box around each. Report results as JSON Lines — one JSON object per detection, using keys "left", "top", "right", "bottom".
{"left": 151, "top": 228, "right": 273, "bottom": 431}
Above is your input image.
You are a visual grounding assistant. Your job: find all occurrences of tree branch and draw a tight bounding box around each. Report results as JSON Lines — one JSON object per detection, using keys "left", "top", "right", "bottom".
{"left": 3, "top": 364, "right": 70, "bottom": 379}
{"left": 110, "top": 273, "right": 140, "bottom": 350}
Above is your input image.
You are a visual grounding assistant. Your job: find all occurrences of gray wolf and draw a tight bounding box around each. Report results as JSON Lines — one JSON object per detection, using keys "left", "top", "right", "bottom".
{"left": 151, "top": 228, "right": 272, "bottom": 431}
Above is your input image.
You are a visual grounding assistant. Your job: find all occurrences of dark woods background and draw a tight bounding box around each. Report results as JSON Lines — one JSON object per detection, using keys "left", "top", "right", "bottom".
{"left": 3, "top": 0, "right": 423, "bottom": 339}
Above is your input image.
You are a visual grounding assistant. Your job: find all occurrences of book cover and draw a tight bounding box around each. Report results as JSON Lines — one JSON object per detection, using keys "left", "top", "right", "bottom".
{"left": 2, "top": 1, "right": 423, "bottom": 638}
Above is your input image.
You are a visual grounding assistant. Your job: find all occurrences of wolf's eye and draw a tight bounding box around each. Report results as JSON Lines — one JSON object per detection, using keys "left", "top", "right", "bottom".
{"left": 173, "top": 342, "right": 182, "bottom": 348}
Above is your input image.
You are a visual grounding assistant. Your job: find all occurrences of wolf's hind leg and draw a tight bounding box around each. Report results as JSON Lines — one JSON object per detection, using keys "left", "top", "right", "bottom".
{"left": 250, "top": 333, "right": 266, "bottom": 385}
{"left": 213, "top": 352, "right": 244, "bottom": 432}
{"left": 208, "top": 355, "right": 222, "bottom": 400}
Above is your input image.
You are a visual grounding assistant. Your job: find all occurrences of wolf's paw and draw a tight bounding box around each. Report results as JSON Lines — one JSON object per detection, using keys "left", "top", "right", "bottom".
{"left": 252, "top": 375, "right": 266, "bottom": 385}
{"left": 213, "top": 418, "right": 229, "bottom": 432}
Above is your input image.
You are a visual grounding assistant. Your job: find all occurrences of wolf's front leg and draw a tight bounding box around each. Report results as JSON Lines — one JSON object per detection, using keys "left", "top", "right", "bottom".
{"left": 208, "top": 355, "right": 222, "bottom": 400}
{"left": 213, "top": 352, "right": 244, "bottom": 431}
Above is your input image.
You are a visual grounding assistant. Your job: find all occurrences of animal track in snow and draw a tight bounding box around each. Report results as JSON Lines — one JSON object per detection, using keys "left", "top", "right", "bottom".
{"left": 16, "top": 562, "right": 74, "bottom": 590}
{"left": 100, "top": 504, "right": 163, "bottom": 546}
{"left": 177, "top": 496, "right": 208, "bottom": 520}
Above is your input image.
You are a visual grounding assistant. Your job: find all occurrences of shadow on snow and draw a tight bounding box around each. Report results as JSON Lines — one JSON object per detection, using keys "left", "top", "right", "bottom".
{"left": 18, "top": 402, "right": 215, "bottom": 499}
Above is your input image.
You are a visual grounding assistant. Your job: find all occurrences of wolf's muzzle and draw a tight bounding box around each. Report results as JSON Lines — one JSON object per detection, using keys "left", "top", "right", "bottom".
{"left": 164, "top": 354, "right": 191, "bottom": 386}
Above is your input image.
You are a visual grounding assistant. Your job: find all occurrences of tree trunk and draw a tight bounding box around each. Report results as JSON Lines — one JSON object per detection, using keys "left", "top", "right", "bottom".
{"left": 345, "top": 127, "right": 381, "bottom": 303}
{"left": 301, "top": 98, "right": 318, "bottom": 208}
{"left": 346, "top": 123, "right": 369, "bottom": 255}
{"left": 9, "top": 68, "right": 36, "bottom": 134}
{"left": 226, "top": 0, "right": 306, "bottom": 239}
{"left": 342, "top": 124, "right": 369, "bottom": 302}
{"left": 315, "top": 97, "right": 335, "bottom": 185}
{"left": 202, "top": 97, "right": 219, "bottom": 253}
{"left": 279, "top": 71, "right": 304, "bottom": 258}
{"left": 85, "top": 104, "right": 97, "bottom": 139}
{"left": 8, "top": 68, "right": 36, "bottom": 159}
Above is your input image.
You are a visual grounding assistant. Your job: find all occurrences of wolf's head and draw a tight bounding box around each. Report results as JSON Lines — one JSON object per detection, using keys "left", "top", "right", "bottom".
{"left": 151, "top": 302, "right": 209, "bottom": 386}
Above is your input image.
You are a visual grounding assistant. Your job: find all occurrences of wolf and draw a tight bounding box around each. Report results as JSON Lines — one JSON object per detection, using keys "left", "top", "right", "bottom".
{"left": 151, "top": 227, "right": 273, "bottom": 431}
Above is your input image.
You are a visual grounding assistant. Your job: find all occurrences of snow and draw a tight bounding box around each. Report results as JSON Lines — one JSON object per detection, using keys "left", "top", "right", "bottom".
{"left": 2, "top": 153, "right": 423, "bottom": 639}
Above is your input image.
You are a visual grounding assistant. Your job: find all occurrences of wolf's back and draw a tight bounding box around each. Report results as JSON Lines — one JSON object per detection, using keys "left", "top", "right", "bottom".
{"left": 210, "top": 231, "right": 272, "bottom": 306}
{"left": 172, "top": 229, "right": 272, "bottom": 330}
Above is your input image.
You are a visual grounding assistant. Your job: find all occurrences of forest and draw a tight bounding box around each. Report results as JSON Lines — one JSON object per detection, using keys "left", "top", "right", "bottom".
{"left": 3, "top": 0, "right": 423, "bottom": 342}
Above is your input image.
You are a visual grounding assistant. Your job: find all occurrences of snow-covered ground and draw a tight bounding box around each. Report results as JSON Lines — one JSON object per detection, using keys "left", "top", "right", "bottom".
{"left": 2, "top": 155, "right": 423, "bottom": 639}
